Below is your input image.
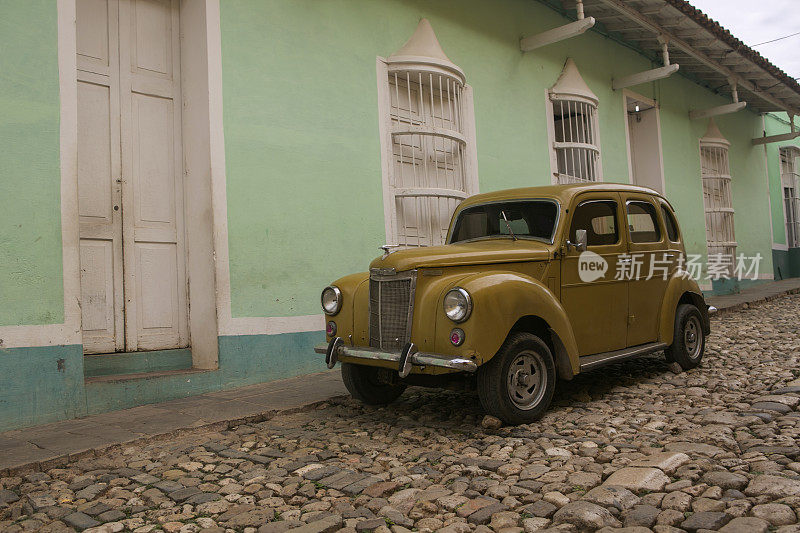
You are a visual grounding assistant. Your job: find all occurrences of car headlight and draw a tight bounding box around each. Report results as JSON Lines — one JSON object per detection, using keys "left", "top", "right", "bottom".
{"left": 321, "top": 286, "right": 342, "bottom": 315}
{"left": 444, "top": 287, "right": 472, "bottom": 323}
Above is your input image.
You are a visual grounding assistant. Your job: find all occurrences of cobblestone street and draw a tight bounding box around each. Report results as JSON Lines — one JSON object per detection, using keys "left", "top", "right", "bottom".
{"left": 3, "top": 294, "right": 800, "bottom": 533}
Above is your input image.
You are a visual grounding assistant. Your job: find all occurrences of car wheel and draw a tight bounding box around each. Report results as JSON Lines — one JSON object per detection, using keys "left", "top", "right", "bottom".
{"left": 666, "top": 304, "right": 705, "bottom": 370}
{"left": 477, "top": 332, "right": 556, "bottom": 425}
{"left": 341, "top": 363, "right": 406, "bottom": 405}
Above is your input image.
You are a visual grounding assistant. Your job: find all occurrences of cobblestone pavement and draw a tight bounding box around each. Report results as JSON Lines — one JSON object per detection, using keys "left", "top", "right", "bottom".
{"left": 3, "top": 295, "right": 800, "bottom": 533}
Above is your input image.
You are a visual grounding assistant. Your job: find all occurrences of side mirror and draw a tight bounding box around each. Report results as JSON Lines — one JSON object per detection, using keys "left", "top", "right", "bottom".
{"left": 567, "top": 229, "right": 587, "bottom": 252}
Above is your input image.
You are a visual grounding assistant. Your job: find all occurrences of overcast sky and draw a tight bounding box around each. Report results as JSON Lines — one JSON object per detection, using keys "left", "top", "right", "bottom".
{"left": 689, "top": 0, "right": 800, "bottom": 79}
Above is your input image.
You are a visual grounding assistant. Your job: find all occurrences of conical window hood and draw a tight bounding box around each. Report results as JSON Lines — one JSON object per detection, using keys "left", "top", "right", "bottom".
{"left": 550, "top": 58, "right": 598, "bottom": 105}
{"left": 700, "top": 118, "right": 731, "bottom": 147}
{"left": 388, "top": 19, "right": 465, "bottom": 84}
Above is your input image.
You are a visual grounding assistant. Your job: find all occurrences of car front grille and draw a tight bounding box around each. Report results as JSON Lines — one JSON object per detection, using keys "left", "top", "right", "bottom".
{"left": 369, "top": 268, "right": 417, "bottom": 351}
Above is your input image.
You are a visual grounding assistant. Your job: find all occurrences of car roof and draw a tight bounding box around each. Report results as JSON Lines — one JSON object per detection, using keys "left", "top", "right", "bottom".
{"left": 459, "top": 182, "right": 666, "bottom": 209}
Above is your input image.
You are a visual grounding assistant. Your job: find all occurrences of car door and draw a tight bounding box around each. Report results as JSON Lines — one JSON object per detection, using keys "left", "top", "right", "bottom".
{"left": 622, "top": 193, "right": 670, "bottom": 346}
{"left": 560, "top": 192, "right": 629, "bottom": 355}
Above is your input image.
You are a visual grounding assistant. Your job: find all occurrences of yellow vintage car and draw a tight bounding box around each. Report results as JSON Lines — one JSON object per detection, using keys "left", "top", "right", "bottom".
{"left": 316, "top": 183, "right": 714, "bottom": 424}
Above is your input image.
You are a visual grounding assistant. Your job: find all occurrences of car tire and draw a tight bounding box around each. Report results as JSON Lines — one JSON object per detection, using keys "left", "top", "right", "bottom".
{"left": 477, "top": 332, "right": 556, "bottom": 425}
{"left": 666, "top": 304, "right": 705, "bottom": 370}
{"left": 341, "top": 363, "right": 406, "bottom": 405}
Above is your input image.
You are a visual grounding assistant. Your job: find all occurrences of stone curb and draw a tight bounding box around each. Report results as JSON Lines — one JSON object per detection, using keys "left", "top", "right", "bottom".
{"left": 710, "top": 287, "right": 800, "bottom": 316}
{"left": 0, "top": 395, "right": 348, "bottom": 478}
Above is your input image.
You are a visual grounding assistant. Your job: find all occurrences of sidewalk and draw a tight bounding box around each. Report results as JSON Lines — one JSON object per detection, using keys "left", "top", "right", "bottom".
{"left": 3, "top": 276, "right": 800, "bottom": 474}
{"left": 0, "top": 372, "right": 346, "bottom": 473}
{"left": 705, "top": 276, "right": 800, "bottom": 311}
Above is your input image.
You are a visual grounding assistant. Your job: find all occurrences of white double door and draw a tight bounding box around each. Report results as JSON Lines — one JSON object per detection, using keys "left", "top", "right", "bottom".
{"left": 77, "top": 0, "right": 188, "bottom": 354}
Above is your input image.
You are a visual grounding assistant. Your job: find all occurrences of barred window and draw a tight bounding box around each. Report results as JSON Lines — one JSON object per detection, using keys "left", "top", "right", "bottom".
{"left": 699, "top": 119, "right": 736, "bottom": 271}
{"left": 548, "top": 59, "right": 601, "bottom": 184}
{"left": 780, "top": 147, "right": 800, "bottom": 247}
{"left": 377, "top": 19, "right": 478, "bottom": 248}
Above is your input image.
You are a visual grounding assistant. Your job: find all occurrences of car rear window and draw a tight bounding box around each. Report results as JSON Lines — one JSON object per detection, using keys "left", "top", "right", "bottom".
{"left": 661, "top": 204, "right": 680, "bottom": 242}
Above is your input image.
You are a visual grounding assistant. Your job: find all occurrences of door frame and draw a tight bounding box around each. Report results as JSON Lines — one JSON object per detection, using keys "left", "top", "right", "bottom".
{"left": 622, "top": 89, "right": 666, "bottom": 194}
{"left": 60, "top": 0, "right": 222, "bottom": 368}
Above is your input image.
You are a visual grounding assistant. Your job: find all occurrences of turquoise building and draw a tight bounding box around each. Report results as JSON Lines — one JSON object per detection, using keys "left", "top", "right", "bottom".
{"left": 1, "top": 0, "right": 799, "bottom": 430}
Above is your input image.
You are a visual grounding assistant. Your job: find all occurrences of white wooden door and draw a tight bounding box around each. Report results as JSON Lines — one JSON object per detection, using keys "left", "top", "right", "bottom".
{"left": 77, "top": 0, "right": 188, "bottom": 354}
{"left": 627, "top": 107, "right": 664, "bottom": 194}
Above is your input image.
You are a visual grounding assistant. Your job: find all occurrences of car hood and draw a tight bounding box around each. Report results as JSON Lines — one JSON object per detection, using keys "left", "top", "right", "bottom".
{"left": 369, "top": 239, "right": 553, "bottom": 272}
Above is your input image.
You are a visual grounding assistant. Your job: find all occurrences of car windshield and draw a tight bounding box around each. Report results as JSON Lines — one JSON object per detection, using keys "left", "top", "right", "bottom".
{"left": 449, "top": 200, "right": 559, "bottom": 244}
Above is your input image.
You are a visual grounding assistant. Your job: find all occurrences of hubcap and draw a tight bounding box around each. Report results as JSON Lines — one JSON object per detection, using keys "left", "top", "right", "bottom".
{"left": 506, "top": 350, "right": 547, "bottom": 410}
{"left": 684, "top": 316, "right": 703, "bottom": 360}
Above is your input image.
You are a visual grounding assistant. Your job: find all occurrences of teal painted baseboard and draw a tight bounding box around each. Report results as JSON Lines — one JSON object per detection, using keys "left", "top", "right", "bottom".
{"left": 707, "top": 277, "right": 774, "bottom": 296}
{"left": 0, "top": 344, "right": 86, "bottom": 431}
{"left": 2, "top": 330, "right": 326, "bottom": 431}
{"left": 83, "top": 330, "right": 326, "bottom": 415}
{"left": 83, "top": 348, "right": 193, "bottom": 377}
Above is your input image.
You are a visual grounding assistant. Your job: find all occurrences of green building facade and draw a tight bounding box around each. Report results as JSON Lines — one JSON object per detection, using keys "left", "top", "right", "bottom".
{"left": 1, "top": 0, "right": 798, "bottom": 430}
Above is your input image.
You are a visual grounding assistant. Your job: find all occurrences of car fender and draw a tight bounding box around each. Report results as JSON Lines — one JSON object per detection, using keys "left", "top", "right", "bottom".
{"left": 434, "top": 271, "right": 580, "bottom": 376}
{"left": 324, "top": 272, "right": 369, "bottom": 343}
{"left": 658, "top": 273, "right": 708, "bottom": 345}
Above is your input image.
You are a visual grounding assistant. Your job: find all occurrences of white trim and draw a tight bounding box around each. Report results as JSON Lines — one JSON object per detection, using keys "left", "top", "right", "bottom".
{"left": 222, "top": 315, "right": 325, "bottom": 336}
{"left": 545, "top": 88, "right": 559, "bottom": 184}
{"left": 206, "top": 0, "right": 235, "bottom": 337}
{"left": 773, "top": 243, "right": 789, "bottom": 251}
{"left": 376, "top": 57, "right": 395, "bottom": 244}
{"left": 764, "top": 115, "right": 778, "bottom": 249}
{"left": 0, "top": 0, "right": 83, "bottom": 350}
{"left": 461, "top": 84, "right": 480, "bottom": 196}
{"left": 180, "top": 0, "right": 221, "bottom": 368}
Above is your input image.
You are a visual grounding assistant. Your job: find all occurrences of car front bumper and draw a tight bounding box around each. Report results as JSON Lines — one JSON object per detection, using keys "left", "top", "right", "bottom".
{"left": 315, "top": 337, "right": 478, "bottom": 378}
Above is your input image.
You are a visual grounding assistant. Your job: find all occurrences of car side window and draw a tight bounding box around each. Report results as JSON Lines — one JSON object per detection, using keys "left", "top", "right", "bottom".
{"left": 569, "top": 200, "right": 619, "bottom": 246}
{"left": 660, "top": 204, "right": 680, "bottom": 242}
{"left": 626, "top": 201, "right": 661, "bottom": 243}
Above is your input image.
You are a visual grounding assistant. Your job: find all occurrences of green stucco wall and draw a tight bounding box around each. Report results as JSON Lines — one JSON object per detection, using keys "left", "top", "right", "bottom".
{"left": 220, "top": 0, "right": 774, "bottom": 316}
{"left": 0, "top": 1, "right": 63, "bottom": 326}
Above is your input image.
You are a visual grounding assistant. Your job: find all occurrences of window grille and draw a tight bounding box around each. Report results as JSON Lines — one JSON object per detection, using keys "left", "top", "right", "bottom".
{"left": 699, "top": 120, "right": 736, "bottom": 272}
{"left": 548, "top": 59, "right": 601, "bottom": 184}
{"left": 379, "top": 19, "right": 478, "bottom": 248}
{"left": 780, "top": 147, "right": 800, "bottom": 247}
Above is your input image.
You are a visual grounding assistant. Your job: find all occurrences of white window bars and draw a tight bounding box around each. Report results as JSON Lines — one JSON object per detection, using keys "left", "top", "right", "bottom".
{"left": 548, "top": 59, "right": 601, "bottom": 184}
{"left": 551, "top": 96, "right": 600, "bottom": 183}
{"left": 378, "top": 19, "right": 478, "bottom": 248}
{"left": 388, "top": 69, "right": 469, "bottom": 247}
{"left": 781, "top": 147, "right": 800, "bottom": 247}
{"left": 700, "top": 144, "right": 736, "bottom": 270}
